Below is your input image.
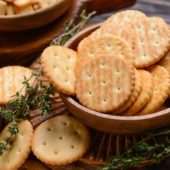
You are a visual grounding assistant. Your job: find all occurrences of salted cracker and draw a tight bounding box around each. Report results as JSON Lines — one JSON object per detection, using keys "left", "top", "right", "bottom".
{"left": 0, "top": 66, "right": 34, "bottom": 104}
{"left": 77, "top": 35, "right": 135, "bottom": 75}
{"left": 32, "top": 114, "right": 90, "bottom": 165}
{"left": 76, "top": 55, "right": 135, "bottom": 112}
{"left": 123, "top": 70, "right": 153, "bottom": 116}
{"left": 112, "top": 69, "right": 141, "bottom": 115}
{"left": 137, "top": 65, "right": 170, "bottom": 115}
{"left": 41, "top": 46, "right": 77, "bottom": 95}
{"left": 0, "top": 120, "right": 33, "bottom": 170}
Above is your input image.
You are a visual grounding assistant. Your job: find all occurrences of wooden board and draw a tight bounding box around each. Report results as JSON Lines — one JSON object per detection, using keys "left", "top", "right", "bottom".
{"left": 0, "top": 0, "right": 136, "bottom": 67}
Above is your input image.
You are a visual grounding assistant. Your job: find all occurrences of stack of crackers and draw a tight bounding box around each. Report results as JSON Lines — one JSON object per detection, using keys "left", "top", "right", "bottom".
{"left": 41, "top": 10, "right": 170, "bottom": 116}
{"left": 0, "top": 0, "right": 56, "bottom": 15}
{"left": 0, "top": 66, "right": 90, "bottom": 169}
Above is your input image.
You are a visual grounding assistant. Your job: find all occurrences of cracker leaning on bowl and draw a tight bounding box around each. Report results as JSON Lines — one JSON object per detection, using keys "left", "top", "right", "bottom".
{"left": 41, "top": 10, "right": 170, "bottom": 117}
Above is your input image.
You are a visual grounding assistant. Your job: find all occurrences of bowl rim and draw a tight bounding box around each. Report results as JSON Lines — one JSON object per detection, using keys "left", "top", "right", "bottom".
{"left": 0, "top": 0, "right": 71, "bottom": 19}
{"left": 63, "top": 23, "right": 170, "bottom": 122}
{"left": 61, "top": 93, "right": 170, "bottom": 121}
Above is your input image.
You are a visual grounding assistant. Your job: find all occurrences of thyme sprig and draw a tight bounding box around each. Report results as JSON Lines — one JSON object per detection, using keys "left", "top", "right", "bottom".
{"left": 100, "top": 129, "right": 170, "bottom": 170}
{"left": 0, "top": 9, "right": 94, "bottom": 156}
{"left": 51, "top": 10, "right": 96, "bottom": 46}
{"left": 0, "top": 70, "right": 55, "bottom": 155}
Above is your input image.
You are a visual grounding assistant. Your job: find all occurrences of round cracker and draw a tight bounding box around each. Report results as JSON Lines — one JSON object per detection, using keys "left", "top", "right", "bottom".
{"left": 41, "top": 46, "right": 77, "bottom": 95}
{"left": 132, "top": 17, "right": 170, "bottom": 68}
{"left": 19, "top": 160, "right": 49, "bottom": 170}
{"left": 0, "top": 120, "right": 33, "bottom": 170}
{"left": 32, "top": 114, "right": 90, "bottom": 165}
{"left": 90, "top": 10, "right": 147, "bottom": 46}
{"left": 159, "top": 50, "right": 170, "bottom": 98}
{"left": 91, "top": 11, "right": 170, "bottom": 68}
{"left": 0, "top": 66, "right": 33, "bottom": 104}
{"left": 75, "top": 55, "right": 135, "bottom": 112}
{"left": 112, "top": 69, "right": 141, "bottom": 115}
{"left": 77, "top": 35, "right": 135, "bottom": 74}
{"left": 123, "top": 70, "right": 153, "bottom": 116}
{"left": 137, "top": 65, "right": 170, "bottom": 115}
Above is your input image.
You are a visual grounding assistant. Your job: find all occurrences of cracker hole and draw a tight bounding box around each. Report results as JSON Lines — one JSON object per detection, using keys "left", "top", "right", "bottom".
{"left": 18, "top": 148, "right": 21, "bottom": 153}
{"left": 54, "top": 151, "right": 58, "bottom": 155}
{"left": 74, "top": 131, "right": 79, "bottom": 135}
{"left": 102, "top": 80, "right": 106, "bottom": 85}
{"left": 117, "top": 69, "right": 120, "bottom": 73}
{"left": 47, "top": 128, "right": 51, "bottom": 132}
{"left": 53, "top": 65, "right": 56, "bottom": 69}
{"left": 54, "top": 52, "right": 57, "bottom": 56}
{"left": 155, "top": 41, "right": 159, "bottom": 45}
{"left": 101, "top": 63, "right": 106, "bottom": 68}
{"left": 65, "top": 79, "right": 68, "bottom": 82}
{"left": 43, "top": 141, "right": 46, "bottom": 146}
{"left": 66, "top": 67, "right": 70, "bottom": 71}
{"left": 103, "top": 99, "right": 107, "bottom": 103}
{"left": 67, "top": 56, "right": 71, "bottom": 59}
{"left": 59, "top": 136, "right": 63, "bottom": 140}
{"left": 89, "top": 51, "right": 94, "bottom": 55}
{"left": 152, "top": 27, "right": 156, "bottom": 31}
{"left": 143, "top": 54, "right": 147, "bottom": 57}
{"left": 140, "top": 39, "right": 144, "bottom": 43}
{"left": 21, "top": 132, "right": 24, "bottom": 136}
{"left": 88, "top": 91, "right": 92, "bottom": 95}
{"left": 117, "top": 87, "right": 121, "bottom": 91}
{"left": 71, "top": 145, "right": 74, "bottom": 149}
{"left": 63, "top": 122, "right": 68, "bottom": 126}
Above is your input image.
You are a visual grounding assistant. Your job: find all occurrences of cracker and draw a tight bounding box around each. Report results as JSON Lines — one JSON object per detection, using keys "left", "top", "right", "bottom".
{"left": 41, "top": 46, "right": 77, "bottom": 95}
{"left": 90, "top": 10, "right": 147, "bottom": 46}
{"left": 137, "top": 65, "right": 170, "bottom": 115}
{"left": 19, "top": 160, "right": 49, "bottom": 170}
{"left": 132, "top": 17, "right": 170, "bottom": 68}
{"left": 75, "top": 55, "right": 135, "bottom": 112}
{"left": 36, "top": 0, "right": 55, "bottom": 8}
{"left": 112, "top": 69, "right": 141, "bottom": 115}
{"left": 32, "top": 114, "right": 90, "bottom": 165}
{"left": 14, "top": 0, "right": 32, "bottom": 8}
{"left": 77, "top": 35, "right": 135, "bottom": 75}
{"left": 6, "top": 5, "right": 15, "bottom": 15}
{"left": 159, "top": 50, "right": 170, "bottom": 98}
{"left": 0, "top": 1, "right": 7, "bottom": 15}
{"left": 90, "top": 11, "right": 170, "bottom": 68}
{"left": 123, "top": 70, "right": 153, "bottom": 116}
{"left": 0, "top": 120, "right": 33, "bottom": 170}
{"left": 14, "top": 4, "right": 33, "bottom": 14}
{"left": 0, "top": 66, "right": 34, "bottom": 104}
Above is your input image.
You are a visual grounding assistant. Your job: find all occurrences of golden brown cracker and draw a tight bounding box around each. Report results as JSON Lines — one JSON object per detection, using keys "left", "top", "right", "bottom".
{"left": 0, "top": 120, "right": 33, "bottom": 170}
{"left": 132, "top": 17, "right": 170, "bottom": 68}
{"left": 112, "top": 69, "right": 141, "bottom": 115}
{"left": 137, "top": 65, "right": 170, "bottom": 115}
{"left": 32, "top": 115, "right": 90, "bottom": 165}
{"left": 77, "top": 35, "right": 135, "bottom": 75}
{"left": 123, "top": 70, "right": 153, "bottom": 116}
{"left": 159, "top": 50, "right": 170, "bottom": 98}
{"left": 41, "top": 46, "right": 77, "bottom": 95}
{"left": 75, "top": 55, "right": 135, "bottom": 112}
{"left": 90, "top": 11, "right": 170, "bottom": 68}
{"left": 0, "top": 66, "right": 34, "bottom": 104}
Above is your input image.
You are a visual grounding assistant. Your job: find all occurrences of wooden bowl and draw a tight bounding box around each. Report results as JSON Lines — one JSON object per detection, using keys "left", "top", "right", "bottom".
{"left": 60, "top": 24, "right": 170, "bottom": 134}
{"left": 0, "top": 0, "right": 72, "bottom": 32}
